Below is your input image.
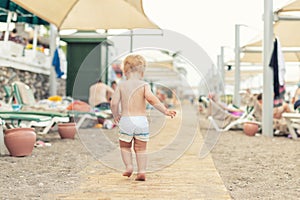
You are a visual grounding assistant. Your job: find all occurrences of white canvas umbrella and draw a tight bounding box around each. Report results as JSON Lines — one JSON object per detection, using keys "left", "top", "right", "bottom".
{"left": 239, "top": 19, "right": 300, "bottom": 63}
{"left": 11, "top": 0, "right": 160, "bottom": 96}
{"left": 11, "top": 0, "right": 159, "bottom": 30}
{"left": 277, "top": 0, "right": 300, "bottom": 12}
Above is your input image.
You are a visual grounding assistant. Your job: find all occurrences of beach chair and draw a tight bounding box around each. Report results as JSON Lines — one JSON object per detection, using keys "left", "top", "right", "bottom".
{"left": 0, "top": 111, "right": 70, "bottom": 134}
{"left": 248, "top": 95, "right": 291, "bottom": 136}
{"left": 0, "top": 113, "right": 57, "bottom": 155}
{"left": 203, "top": 96, "right": 260, "bottom": 132}
{"left": 0, "top": 113, "right": 52, "bottom": 129}
{"left": 2, "top": 85, "right": 13, "bottom": 104}
{"left": 68, "top": 110, "right": 112, "bottom": 129}
{"left": 282, "top": 112, "right": 300, "bottom": 139}
{"left": 12, "top": 81, "right": 67, "bottom": 113}
{"left": 12, "top": 81, "right": 112, "bottom": 129}
{"left": 2, "top": 81, "right": 73, "bottom": 132}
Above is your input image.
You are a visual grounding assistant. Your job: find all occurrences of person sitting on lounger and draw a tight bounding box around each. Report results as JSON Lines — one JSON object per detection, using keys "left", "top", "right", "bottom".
{"left": 256, "top": 93, "right": 292, "bottom": 119}
{"left": 88, "top": 79, "right": 114, "bottom": 110}
{"left": 256, "top": 93, "right": 292, "bottom": 134}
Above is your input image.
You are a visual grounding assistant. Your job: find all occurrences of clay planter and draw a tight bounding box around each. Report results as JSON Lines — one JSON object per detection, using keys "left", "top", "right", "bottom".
{"left": 58, "top": 123, "right": 76, "bottom": 139}
{"left": 243, "top": 122, "right": 259, "bottom": 136}
{"left": 4, "top": 128, "right": 36, "bottom": 157}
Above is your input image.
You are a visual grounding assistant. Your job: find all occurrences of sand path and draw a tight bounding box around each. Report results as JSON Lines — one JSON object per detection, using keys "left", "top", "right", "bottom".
{"left": 50, "top": 104, "right": 231, "bottom": 200}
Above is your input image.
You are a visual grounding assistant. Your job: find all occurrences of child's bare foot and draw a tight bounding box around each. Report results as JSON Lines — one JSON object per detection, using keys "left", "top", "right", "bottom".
{"left": 122, "top": 170, "right": 133, "bottom": 177}
{"left": 122, "top": 165, "right": 133, "bottom": 177}
{"left": 135, "top": 173, "right": 146, "bottom": 181}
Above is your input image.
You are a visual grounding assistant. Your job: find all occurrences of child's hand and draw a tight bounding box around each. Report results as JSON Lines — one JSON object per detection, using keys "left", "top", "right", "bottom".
{"left": 165, "top": 110, "right": 176, "bottom": 118}
{"left": 113, "top": 115, "right": 121, "bottom": 124}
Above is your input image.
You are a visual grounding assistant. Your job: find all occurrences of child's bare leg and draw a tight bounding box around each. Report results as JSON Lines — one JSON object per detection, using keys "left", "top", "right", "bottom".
{"left": 119, "top": 140, "right": 133, "bottom": 177}
{"left": 134, "top": 138, "right": 147, "bottom": 181}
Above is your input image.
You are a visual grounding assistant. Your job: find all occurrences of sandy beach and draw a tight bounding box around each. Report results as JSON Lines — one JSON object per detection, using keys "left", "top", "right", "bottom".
{"left": 1, "top": 104, "right": 299, "bottom": 199}
{"left": 199, "top": 115, "right": 300, "bottom": 199}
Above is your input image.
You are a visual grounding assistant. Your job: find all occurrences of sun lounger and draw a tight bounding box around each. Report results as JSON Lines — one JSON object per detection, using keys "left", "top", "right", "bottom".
{"left": 68, "top": 110, "right": 112, "bottom": 129}
{"left": 244, "top": 93, "right": 292, "bottom": 136}
{"left": 0, "top": 113, "right": 56, "bottom": 155}
{"left": 2, "top": 85, "right": 13, "bottom": 104}
{"left": 11, "top": 81, "right": 113, "bottom": 129}
{"left": 0, "top": 112, "right": 65, "bottom": 135}
{"left": 0, "top": 111, "right": 70, "bottom": 134}
{"left": 203, "top": 96, "right": 260, "bottom": 132}
{"left": 11, "top": 81, "right": 67, "bottom": 113}
{"left": 0, "top": 113, "right": 52, "bottom": 128}
{"left": 9, "top": 81, "right": 73, "bottom": 131}
{"left": 282, "top": 112, "right": 300, "bottom": 139}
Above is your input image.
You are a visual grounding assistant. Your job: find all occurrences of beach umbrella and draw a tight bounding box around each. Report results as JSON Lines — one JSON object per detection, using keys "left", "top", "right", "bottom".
{"left": 11, "top": 0, "right": 160, "bottom": 97}
{"left": 11, "top": 0, "right": 159, "bottom": 30}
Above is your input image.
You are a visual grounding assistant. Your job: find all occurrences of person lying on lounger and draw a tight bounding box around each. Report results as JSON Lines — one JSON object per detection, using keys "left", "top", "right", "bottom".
{"left": 207, "top": 93, "right": 244, "bottom": 117}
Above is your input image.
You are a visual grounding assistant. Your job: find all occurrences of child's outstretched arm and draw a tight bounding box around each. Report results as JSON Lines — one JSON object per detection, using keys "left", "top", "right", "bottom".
{"left": 110, "top": 87, "right": 121, "bottom": 123}
{"left": 144, "top": 84, "right": 176, "bottom": 118}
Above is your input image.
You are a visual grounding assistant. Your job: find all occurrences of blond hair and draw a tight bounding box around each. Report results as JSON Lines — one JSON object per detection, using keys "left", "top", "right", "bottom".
{"left": 123, "top": 54, "right": 146, "bottom": 74}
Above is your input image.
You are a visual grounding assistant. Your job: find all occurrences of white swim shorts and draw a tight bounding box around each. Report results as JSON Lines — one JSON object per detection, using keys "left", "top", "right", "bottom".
{"left": 118, "top": 116, "right": 149, "bottom": 142}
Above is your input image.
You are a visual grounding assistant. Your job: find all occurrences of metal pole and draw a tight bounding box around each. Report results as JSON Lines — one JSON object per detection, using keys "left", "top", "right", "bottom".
{"left": 105, "top": 42, "right": 109, "bottom": 84}
{"left": 220, "top": 46, "right": 225, "bottom": 95}
{"left": 275, "top": 14, "right": 300, "bottom": 21}
{"left": 263, "top": 0, "right": 274, "bottom": 137}
{"left": 4, "top": 11, "right": 12, "bottom": 42}
{"left": 130, "top": 30, "right": 133, "bottom": 53}
{"left": 233, "top": 24, "right": 241, "bottom": 107}
{"left": 217, "top": 55, "right": 221, "bottom": 94}
{"left": 49, "top": 24, "right": 57, "bottom": 96}
{"left": 32, "top": 25, "right": 39, "bottom": 59}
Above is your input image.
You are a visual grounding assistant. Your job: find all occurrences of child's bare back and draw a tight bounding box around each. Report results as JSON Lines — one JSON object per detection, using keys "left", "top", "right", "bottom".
{"left": 117, "top": 79, "right": 148, "bottom": 116}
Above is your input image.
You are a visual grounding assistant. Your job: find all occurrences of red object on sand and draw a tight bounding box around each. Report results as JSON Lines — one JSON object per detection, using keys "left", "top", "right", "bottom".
{"left": 58, "top": 123, "right": 76, "bottom": 139}
{"left": 4, "top": 128, "right": 36, "bottom": 157}
{"left": 243, "top": 122, "right": 259, "bottom": 136}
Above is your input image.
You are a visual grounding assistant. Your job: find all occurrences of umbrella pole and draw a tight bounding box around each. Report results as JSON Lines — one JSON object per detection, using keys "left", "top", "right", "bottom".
{"left": 220, "top": 46, "right": 225, "bottom": 96}
{"left": 233, "top": 24, "right": 241, "bottom": 107}
{"left": 262, "top": 0, "right": 274, "bottom": 137}
{"left": 217, "top": 55, "right": 221, "bottom": 93}
{"left": 130, "top": 30, "right": 133, "bottom": 53}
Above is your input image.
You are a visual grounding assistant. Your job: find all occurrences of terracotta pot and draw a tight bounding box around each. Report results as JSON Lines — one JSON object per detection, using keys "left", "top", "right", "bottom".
{"left": 243, "top": 122, "right": 259, "bottom": 136}
{"left": 4, "top": 128, "right": 36, "bottom": 157}
{"left": 58, "top": 123, "right": 76, "bottom": 139}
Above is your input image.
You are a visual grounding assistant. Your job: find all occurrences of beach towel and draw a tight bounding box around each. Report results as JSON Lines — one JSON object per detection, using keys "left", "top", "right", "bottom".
{"left": 269, "top": 38, "right": 286, "bottom": 107}
{"left": 52, "top": 48, "right": 64, "bottom": 78}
